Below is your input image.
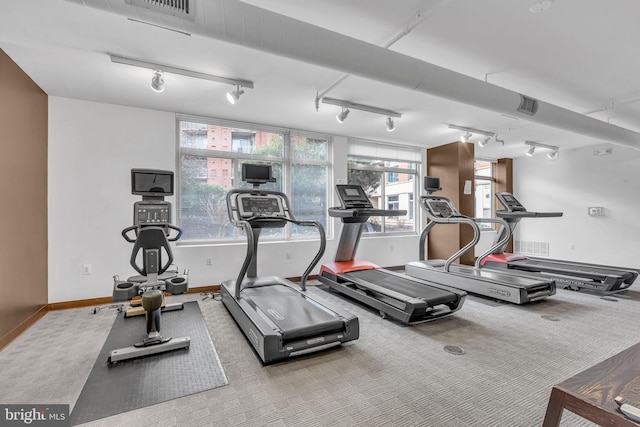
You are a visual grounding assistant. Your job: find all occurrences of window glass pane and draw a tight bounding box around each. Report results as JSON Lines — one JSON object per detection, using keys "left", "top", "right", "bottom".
{"left": 180, "top": 154, "right": 235, "bottom": 241}
{"left": 384, "top": 160, "right": 416, "bottom": 170}
{"left": 291, "top": 135, "right": 328, "bottom": 160}
{"left": 348, "top": 169, "right": 383, "bottom": 233}
{"left": 291, "top": 164, "right": 327, "bottom": 237}
{"left": 349, "top": 157, "right": 384, "bottom": 167}
{"left": 247, "top": 130, "right": 284, "bottom": 157}
{"left": 475, "top": 160, "right": 492, "bottom": 177}
{"left": 178, "top": 119, "right": 330, "bottom": 243}
{"left": 475, "top": 180, "right": 492, "bottom": 228}
{"left": 180, "top": 122, "right": 208, "bottom": 149}
{"left": 474, "top": 160, "right": 493, "bottom": 229}
{"left": 385, "top": 172, "right": 415, "bottom": 233}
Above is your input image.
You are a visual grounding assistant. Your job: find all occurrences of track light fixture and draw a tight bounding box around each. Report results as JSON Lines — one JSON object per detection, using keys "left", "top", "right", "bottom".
{"left": 150, "top": 69, "right": 165, "bottom": 93}
{"left": 110, "top": 54, "right": 254, "bottom": 101}
{"left": 226, "top": 84, "right": 245, "bottom": 105}
{"left": 386, "top": 117, "right": 396, "bottom": 132}
{"left": 321, "top": 97, "right": 401, "bottom": 130}
{"left": 478, "top": 135, "right": 491, "bottom": 147}
{"left": 447, "top": 124, "right": 496, "bottom": 144}
{"left": 336, "top": 107, "right": 350, "bottom": 123}
{"left": 525, "top": 141, "right": 559, "bottom": 159}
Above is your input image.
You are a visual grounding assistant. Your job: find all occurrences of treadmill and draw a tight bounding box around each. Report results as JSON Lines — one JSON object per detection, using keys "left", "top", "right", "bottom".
{"left": 318, "top": 184, "right": 466, "bottom": 324}
{"left": 404, "top": 177, "right": 556, "bottom": 304}
{"left": 220, "top": 164, "right": 359, "bottom": 364}
{"left": 479, "top": 192, "right": 639, "bottom": 293}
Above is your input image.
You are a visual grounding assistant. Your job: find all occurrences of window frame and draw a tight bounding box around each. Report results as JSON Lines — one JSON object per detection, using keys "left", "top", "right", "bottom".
{"left": 175, "top": 114, "right": 333, "bottom": 245}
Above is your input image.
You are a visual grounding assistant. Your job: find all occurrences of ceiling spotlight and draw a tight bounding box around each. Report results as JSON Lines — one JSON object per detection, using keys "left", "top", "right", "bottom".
{"left": 547, "top": 149, "right": 559, "bottom": 160}
{"left": 460, "top": 132, "right": 472, "bottom": 143}
{"left": 386, "top": 117, "right": 396, "bottom": 132}
{"left": 526, "top": 145, "right": 536, "bottom": 156}
{"left": 226, "top": 84, "right": 245, "bottom": 104}
{"left": 150, "top": 69, "right": 165, "bottom": 93}
{"left": 336, "top": 106, "right": 350, "bottom": 123}
{"left": 478, "top": 136, "right": 491, "bottom": 148}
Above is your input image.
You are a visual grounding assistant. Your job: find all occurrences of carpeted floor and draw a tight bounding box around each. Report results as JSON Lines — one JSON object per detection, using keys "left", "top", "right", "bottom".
{"left": 2, "top": 281, "right": 640, "bottom": 426}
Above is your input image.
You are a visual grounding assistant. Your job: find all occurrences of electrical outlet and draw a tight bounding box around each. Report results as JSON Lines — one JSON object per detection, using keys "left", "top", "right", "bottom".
{"left": 206, "top": 257, "right": 213, "bottom": 266}
{"left": 286, "top": 252, "right": 292, "bottom": 260}
{"left": 82, "top": 264, "right": 92, "bottom": 275}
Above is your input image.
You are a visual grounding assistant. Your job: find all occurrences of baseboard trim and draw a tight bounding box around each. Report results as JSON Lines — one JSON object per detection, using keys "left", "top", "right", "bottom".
{"left": 0, "top": 305, "right": 48, "bottom": 351}
{"left": 0, "top": 285, "right": 222, "bottom": 350}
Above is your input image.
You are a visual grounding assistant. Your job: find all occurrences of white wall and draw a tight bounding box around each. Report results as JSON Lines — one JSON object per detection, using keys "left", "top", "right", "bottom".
{"left": 48, "top": 97, "right": 420, "bottom": 303}
{"left": 513, "top": 144, "right": 640, "bottom": 268}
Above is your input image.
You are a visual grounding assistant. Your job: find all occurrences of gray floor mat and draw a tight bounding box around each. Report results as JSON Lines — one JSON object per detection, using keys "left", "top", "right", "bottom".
{"left": 69, "top": 301, "right": 227, "bottom": 426}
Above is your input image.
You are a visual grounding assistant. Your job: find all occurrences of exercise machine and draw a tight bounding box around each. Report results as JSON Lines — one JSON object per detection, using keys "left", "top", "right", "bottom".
{"left": 318, "top": 184, "right": 466, "bottom": 324}
{"left": 109, "top": 168, "right": 190, "bottom": 363}
{"left": 221, "top": 164, "right": 359, "bottom": 364}
{"left": 404, "top": 177, "right": 556, "bottom": 304}
{"left": 479, "top": 192, "right": 639, "bottom": 292}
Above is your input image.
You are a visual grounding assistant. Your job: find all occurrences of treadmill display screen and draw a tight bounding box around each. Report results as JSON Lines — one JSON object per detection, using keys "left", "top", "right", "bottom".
{"left": 238, "top": 195, "right": 284, "bottom": 217}
{"left": 336, "top": 185, "right": 373, "bottom": 209}
{"left": 498, "top": 193, "right": 527, "bottom": 211}
{"left": 428, "top": 201, "right": 453, "bottom": 217}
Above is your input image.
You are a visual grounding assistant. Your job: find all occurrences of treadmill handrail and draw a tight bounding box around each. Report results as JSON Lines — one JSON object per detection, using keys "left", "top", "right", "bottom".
{"left": 419, "top": 195, "right": 480, "bottom": 272}
{"left": 473, "top": 217, "right": 513, "bottom": 268}
{"left": 227, "top": 189, "right": 326, "bottom": 297}
{"left": 328, "top": 207, "right": 407, "bottom": 218}
{"left": 496, "top": 210, "right": 563, "bottom": 219}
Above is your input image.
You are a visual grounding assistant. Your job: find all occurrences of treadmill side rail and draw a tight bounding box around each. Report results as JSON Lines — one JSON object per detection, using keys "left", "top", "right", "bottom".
{"left": 221, "top": 278, "right": 359, "bottom": 364}
{"left": 318, "top": 269, "right": 466, "bottom": 325}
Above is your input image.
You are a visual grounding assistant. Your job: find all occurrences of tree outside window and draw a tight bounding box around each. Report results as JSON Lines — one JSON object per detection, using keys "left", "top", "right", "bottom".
{"left": 177, "top": 119, "right": 330, "bottom": 243}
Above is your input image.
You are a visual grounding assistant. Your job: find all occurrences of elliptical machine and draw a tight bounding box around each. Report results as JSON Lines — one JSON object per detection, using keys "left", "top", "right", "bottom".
{"left": 108, "top": 168, "right": 190, "bottom": 364}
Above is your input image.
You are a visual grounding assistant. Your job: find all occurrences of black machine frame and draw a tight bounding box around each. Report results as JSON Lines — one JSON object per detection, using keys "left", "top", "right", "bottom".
{"left": 318, "top": 184, "right": 467, "bottom": 324}
{"left": 221, "top": 169, "right": 359, "bottom": 364}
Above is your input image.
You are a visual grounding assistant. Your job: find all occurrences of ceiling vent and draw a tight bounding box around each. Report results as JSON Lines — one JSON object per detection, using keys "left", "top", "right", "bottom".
{"left": 125, "top": 0, "right": 193, "bottom": 20}
{"left": 517, "top": 95, "right": 539, "bottom": 115}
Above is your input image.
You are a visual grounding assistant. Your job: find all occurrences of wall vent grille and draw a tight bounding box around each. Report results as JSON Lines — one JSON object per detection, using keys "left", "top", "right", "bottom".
{"left": 125, "top": 0, "right": 193, "bottom": 19}
{"left": 517, "top": 95, "right": 539, "bottom": 115}
{"left": 514, "top": 240, "right": 549, "bottom": 256}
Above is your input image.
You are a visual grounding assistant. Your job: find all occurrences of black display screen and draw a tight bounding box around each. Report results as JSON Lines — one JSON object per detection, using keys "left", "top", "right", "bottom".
{"left": 131, "top": 169, "right": 174, "bottom": 196}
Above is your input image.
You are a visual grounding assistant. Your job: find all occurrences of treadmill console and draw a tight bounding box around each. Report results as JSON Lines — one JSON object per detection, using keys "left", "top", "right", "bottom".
{"left": 133, "top": 201, "right": 172, "bottom": 226}
{"left": 335, "top": 185, "right": 374, "bottom": 209}
{"left": 425, "top": 199, "right": 456, "bottom": 218}
{"left": 496, "top": 192, "right": 527, "bottom": 212}
{"left": 237, "top": 193, "right": 285, "bottom": 218}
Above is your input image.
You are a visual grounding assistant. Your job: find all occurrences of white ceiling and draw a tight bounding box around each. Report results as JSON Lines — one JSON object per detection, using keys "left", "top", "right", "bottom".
{"left": 2, "top": 0, "right": 640, "bottom": 159}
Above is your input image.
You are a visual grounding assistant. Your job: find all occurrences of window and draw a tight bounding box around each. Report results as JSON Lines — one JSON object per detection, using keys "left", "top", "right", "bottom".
{"left": 347, "top": 139, "right": 421, "bottom": 234}
{"left": 474, "top": 160, "right": 493, "bottom": 229}
{"left": 177, "top": 116, "right": 331, "bottom": 243}
{"left": 388, "top": 195, "right": 399, "bottom": 210}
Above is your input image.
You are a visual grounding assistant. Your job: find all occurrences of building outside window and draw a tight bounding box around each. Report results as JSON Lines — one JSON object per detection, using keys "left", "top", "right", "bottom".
{"left": 347, "top": 139, "right": 421, "bottom": 234}
{"left": 177, "top": 116, "right": 331, "bottom": 243}
{"left": 474, "top": 159, "right": 493, "bottom": 229}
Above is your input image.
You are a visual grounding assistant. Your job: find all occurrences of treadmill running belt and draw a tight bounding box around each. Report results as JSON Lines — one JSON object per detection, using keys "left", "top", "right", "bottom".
{"left": 242, "top": 285, "right": 344, "bottom": 342}
{"left": 346, "top": 269, "right": 457, "bottom": 306}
